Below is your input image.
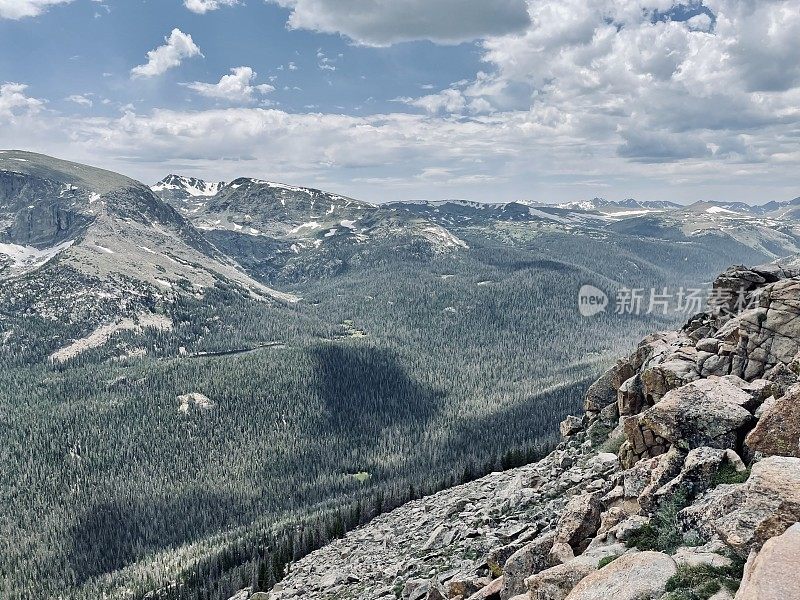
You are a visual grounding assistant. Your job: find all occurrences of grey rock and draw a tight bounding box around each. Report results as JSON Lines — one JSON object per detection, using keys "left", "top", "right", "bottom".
{"left": 563, "top": 551, "right": 677, "bottom": 600}
{"left": 745, "top": 384, "right": 800, "bottom": 458}
{"left": 500, "top": 534, "right": 560, "bottom": 600}
{"left": 680, "top": 456, "right": 800, "bottom": 557}
{"left": 639, "top": 378, "right": 753, "bottom": 451}
{"left": 560, "top": 416, "right": 583, "bottom": 439}
{"left": 555, "top": 493, "right": 602, "bottom": 553}
{"left": 735, "top": 523, "right": 800, "bottom": 600}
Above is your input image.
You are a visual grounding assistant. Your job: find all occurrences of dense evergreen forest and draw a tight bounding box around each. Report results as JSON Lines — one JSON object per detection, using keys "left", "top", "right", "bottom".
{"left": 0, "top": 225, "right": 768, "bottom": 599}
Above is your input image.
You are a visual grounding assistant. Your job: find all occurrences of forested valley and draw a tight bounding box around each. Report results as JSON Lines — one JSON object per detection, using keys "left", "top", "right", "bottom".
{"left": 0, "top": 219, "right": 770, "bottom": 599}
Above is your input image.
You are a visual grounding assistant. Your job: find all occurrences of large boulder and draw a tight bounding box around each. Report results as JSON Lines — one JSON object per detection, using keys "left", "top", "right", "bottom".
{"left": 638, "top": 378, "right": 753, "bottom": 451}
{"left": 563, "top": 551, "right": 677, "bottom": 600}
{"left": 618, "top": 446, "right": 684, "bottom": 511}
{"left": 652, "top": 447, "right": 746, "bottom": 509}
{"left": 619, "top": 417, "right": 670, "bottom": 467}
{"left": 555, "top": 493, "right": 602, "bottom": 553}
{"left": 763, "top": 362, "right": 799, "bottom": 397}
{"left": 583, "top": 367, "right": 618, "bottom": 415}
{"left": 640, "top": 358, "right": 699, "bottom": 404}
{"left": 680, "top": 456, "right": 800, "bottom": 557}
{"left": 525, "top": 559, "right": 596, "bottom": 600}
{"left": 525, "top": 545, "right": 627, "bottom": 600}
{"left": 617, "top": 375, "right": 646, "bottom": 417}
{"left": 560, "top": 416, "right": 583, "bottom": 439}
{"left": 735, "top": 523, "right": 800, "bottom": 600}
{"left": 466, "top": 576, "right": 504, "bottom": 600}
{"left": 446, "top": 578, "right": 483, "bottom": 599}
{"left": 745, "top": 385, "right": 800, "bottom": 458}
{"left": 710, "top": 266, "right": 773, "bottom": 317}
{"left": 500, "top": 534, "right": 560, "bottom": 600}
{"left": 714, "top": 278, "right": 800, "bottom": 381}
{"left": 730, "top": 278, "right": 800, "bottom": 379}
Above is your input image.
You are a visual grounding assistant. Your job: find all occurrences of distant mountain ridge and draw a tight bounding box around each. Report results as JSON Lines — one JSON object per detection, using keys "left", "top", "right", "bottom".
{"left": 1, "top": 149, "right": 799, "bottom": 358}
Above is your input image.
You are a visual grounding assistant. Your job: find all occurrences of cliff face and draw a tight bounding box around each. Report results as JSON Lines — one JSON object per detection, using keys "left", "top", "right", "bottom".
{"left": 251, "top": 261, "right": 800, "bottom": 600}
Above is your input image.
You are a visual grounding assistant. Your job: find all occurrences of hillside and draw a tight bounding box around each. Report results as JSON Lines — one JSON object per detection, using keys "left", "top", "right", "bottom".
{"left": 253, "top": 260, "right": 800, "bottom": 600}
{"left": 0, "top": 151, "right": 297, "bottom": 365}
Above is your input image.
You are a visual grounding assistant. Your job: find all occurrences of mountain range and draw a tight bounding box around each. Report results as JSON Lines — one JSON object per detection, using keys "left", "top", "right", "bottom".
{"left": 1, "top": 151, "right": 799, "bottom": 600}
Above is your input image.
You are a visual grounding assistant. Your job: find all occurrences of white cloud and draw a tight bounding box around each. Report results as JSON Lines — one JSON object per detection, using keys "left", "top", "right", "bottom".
{"left": 2, "top": 99, "right": 798, "bottom": 203}
{"left": 405, "top": 89, "right": 467, "bottom": 114}
{"left": 715, "top": 0, "right": 800, "bottom": 93}
{"left": 0, "top": 0, "right": 71, "bottom": 19}
{"left": 686, "top": 13, "right": 713, "bottom": 32}
{"left": 617, "top": 128, "right": 711, "bottom": 162}
{"left": 185, "top": 67, "right": 275, "bottom": 102}
{"left": 0, "top": 83, "right": 44, "bottom": 120}
{"left": 131, "top": 29, "right": 203, "bottom": 78}
{"left": 473, "top": 0, "right": 800, "bottom": 162}
{"left": 65, "top": 94, "right": 93, "bottom": 108}
{"left": 266, "top": 0, "right": 531, "bottom": 46}
{"left": 184, "top": 0, "right": 240, "bottom": 14}
{"left": 4, "top": 1, "right": 800, "bottom": 204}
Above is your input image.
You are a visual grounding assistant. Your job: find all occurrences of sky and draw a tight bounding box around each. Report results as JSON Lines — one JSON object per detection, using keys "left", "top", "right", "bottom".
{"left": 0, "top": 0, "right": 798, "bottom": 204}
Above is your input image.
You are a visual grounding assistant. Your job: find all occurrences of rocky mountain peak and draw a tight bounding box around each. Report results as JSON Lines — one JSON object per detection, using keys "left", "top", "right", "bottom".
{"left": 151, "top": 174, "right": 225, "bottom": 198}
{"left": 245, "top": 260, "right": 800, "bottom": 600}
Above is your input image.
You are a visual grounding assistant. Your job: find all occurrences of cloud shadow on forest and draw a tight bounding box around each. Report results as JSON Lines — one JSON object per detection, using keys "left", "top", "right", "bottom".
{"left": 308, "top": 343, "right": 443, "bottom": 432}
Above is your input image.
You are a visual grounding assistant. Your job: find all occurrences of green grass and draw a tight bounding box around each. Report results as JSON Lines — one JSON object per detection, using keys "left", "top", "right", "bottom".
{"left": 598, "top": 555, "right": 621, "bottom": 569}
{"left": 663, "top": 559, "right": 745, "bottom": 600}
{"left": 347, "top": 471, "right": 373, "bottom": 483}
{"left": 711, "top": 463, "right": 750, "bottom": 487}
{"left": 600, "top": 431, "right": 626, "bottom": 454}
{"left": 627, "top": 492, "right": 689, "bottom": 554}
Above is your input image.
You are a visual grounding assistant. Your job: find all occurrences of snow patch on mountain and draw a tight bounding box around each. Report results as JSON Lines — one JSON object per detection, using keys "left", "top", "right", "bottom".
{"left": 0, "top": 240, "right": 74, "bottom": 270}
{"left": 421, "top": 226, "right": 469, "bottom": 251}
{"left": 251, "top": 179, "right": 313, "bottom": 195}
{"left": 291, "top": 221, "right": 322, "bottom": 233}
{"left": 528, "top": 207, "right": 572, "bottom": 223}
{"left": 601, "top": 209, "right": 662, "bottom": 217}
{"left": 152, "top": 175, "right": 224, "bottom": 197}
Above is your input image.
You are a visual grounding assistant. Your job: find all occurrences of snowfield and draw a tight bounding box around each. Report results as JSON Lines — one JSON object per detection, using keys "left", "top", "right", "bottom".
{"left": 0, "top": 240, "right": 75, "bottom": 270}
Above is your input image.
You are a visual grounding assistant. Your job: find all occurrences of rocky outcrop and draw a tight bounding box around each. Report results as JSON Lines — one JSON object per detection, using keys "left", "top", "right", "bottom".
{"left": 735, "top": 523, "right": 800, "bottom": 600}
{"left": 682, "top": 456, "right": 800, "bottom": 556}
{"left": 745, "top": 384, "right": 800, "bottom": 457}
{"left": 500, "top": 534, "right": 559, "bottom": 600}
{"left": 244, "top": 262, "right": 800, "bottom": 600}
{"left": 651, "top": 447, "right": 746, "bottom": 508}
{"left": 554, "top": 493, "right": 602, "bottom": 553}
{"left": 562, "top": 552, "right": 677, "bottom": 600}
{"left": 523, "top": 544, "right": 626, "bottom": 600}
{"left": 639, "top": 378, "right": 753, "bottom": 451}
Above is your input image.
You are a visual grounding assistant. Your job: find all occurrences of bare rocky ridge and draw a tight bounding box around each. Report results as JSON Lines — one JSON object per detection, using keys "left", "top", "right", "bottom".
{"left": 243, "top": 261, "right": 800, "bottom": 600}
{"left": 0, "top": 151, "right": 296, "bottom": 360}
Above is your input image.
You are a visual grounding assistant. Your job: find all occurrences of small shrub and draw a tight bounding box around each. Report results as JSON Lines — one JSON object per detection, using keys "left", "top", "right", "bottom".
{"left": 488, "top": 562, "right": 504, "bottom": 579}
{"left": 600, "top": 431, "right": 625, "bottom": 454}
{"left": 627, "top": 492, "right": 688, "bottom": 554}
{"left": 711, "top": 463, "right": 750, "bottom": 487}
{"left": 597, "top": 555, "right": 620, "bottom": 569}
{"left": 663, "top": 559, "right": 745, "bottom": 600}
{"left": 682, "top": 529, "right": 708, "bottom": 548}
{"left": 588, "top": 421, "right": 613, "bottom": 447}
